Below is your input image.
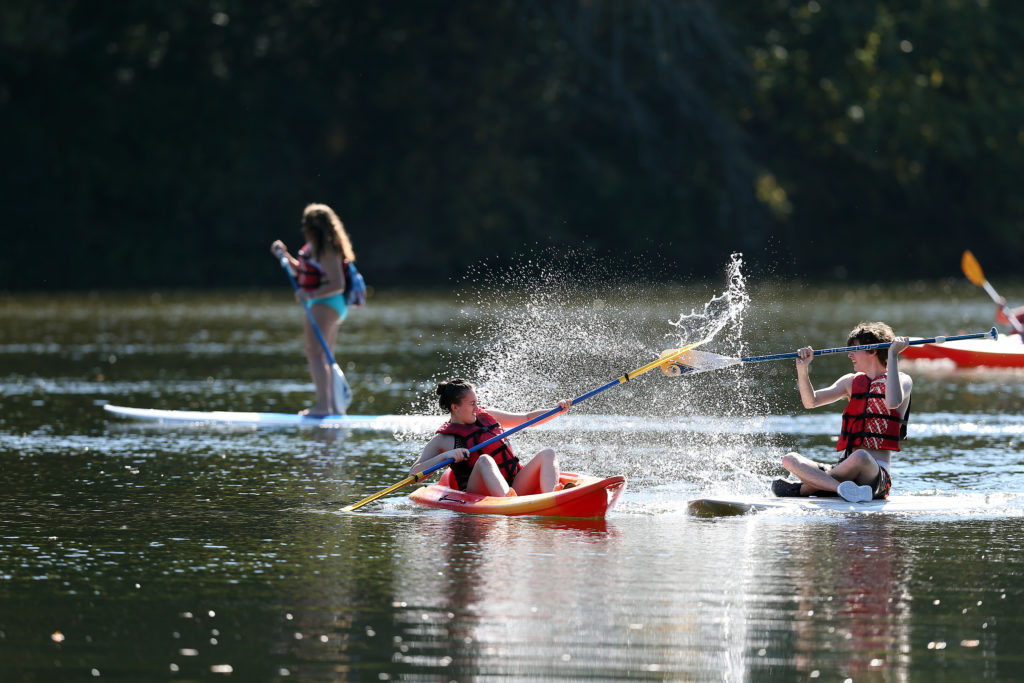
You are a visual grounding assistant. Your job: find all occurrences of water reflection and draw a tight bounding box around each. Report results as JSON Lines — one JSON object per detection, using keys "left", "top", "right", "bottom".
{"left": 784, "top": 518, "right": 911, "bottom": 680}
{"left": 412, "top": 513, "right": 619, "bottom": 610}
{"left": 386, "top": 513, "right": 621, "bottom": 677}
{"left": 5, "top": 288, "right": 1024, "bottom": 679}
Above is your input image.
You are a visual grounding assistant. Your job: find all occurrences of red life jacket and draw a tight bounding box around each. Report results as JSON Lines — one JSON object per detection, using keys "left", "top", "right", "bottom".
{"left": 836, "top": 372, "right": 910, "bottom": 456}
{"left": 296, "top": 243, "right": 348, "bottom": 294}
{"left": 436, "top": 410, "right": 522, "bottom": 489}
{"left": 296, "top": 243, "right": 324, "bottom": 291}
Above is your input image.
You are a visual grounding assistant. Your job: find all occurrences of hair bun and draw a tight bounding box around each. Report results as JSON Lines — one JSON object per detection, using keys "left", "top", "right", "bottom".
{"left": 436, "top": 378, "right": 474, "bottom": 412}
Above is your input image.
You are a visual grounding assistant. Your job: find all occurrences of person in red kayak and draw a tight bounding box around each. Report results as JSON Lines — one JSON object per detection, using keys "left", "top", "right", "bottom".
{"left": 995, "top": 297, "right": 1024, "bottom": 336}
{"left": 411, "top": 378, "right": 573, "bottom": 497}
{"left": 772, "top": 322, "right": 912, "bottom": 503}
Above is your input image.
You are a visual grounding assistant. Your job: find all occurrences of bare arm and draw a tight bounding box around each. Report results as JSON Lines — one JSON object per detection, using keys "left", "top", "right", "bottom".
{"left": 794, "top": 346, "right": 852, "bottom": 409}
{"left": 409, "top": 434, "right": 469, "bottom": 475}
{"left": 486, "top": 399, "right": 572, "bottom": 429}
{"left": 270, "top": 240, "right": 299, "bottom": 271}
{"left": 885, "top": 337, "right": 912, "bottom": 411}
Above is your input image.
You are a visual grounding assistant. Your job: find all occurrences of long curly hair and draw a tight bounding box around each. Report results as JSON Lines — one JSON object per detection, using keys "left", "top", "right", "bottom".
{"left": 301, "top": 203, "right": 355, "bottom": 262}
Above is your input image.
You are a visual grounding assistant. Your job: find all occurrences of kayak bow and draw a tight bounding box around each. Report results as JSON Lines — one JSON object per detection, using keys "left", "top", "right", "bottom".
{"left": 409, "top": 470, "right": 626, "bottom": 518}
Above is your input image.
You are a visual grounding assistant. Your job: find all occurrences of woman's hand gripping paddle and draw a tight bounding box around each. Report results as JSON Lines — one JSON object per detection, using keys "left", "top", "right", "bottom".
{"left": 274, "top": 249, "right": 353, "bottom": 414}
{"left": 659, "top": 329, "right": 998, "bottom": 376}
{"left": 341, "top": 339, "right": 707, "bottom": 512}
{"left": 962, "top": 250, "right": 1023, "bottom": 333}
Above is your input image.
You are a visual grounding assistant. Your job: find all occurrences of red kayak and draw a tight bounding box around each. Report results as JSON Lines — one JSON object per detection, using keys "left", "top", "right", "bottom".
{"left": 901, "top": 332, "right": 1024, "bottom": 368}
{"left": 409, "top": 469, "right": 626, "bottom": 518}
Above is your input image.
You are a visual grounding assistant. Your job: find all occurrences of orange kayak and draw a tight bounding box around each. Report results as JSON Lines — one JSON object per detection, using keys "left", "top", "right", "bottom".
{"left": 901, "top": 333, "right": 1024, "bottom": 368}
{"left": 409, "top": 469, "right": 626, "bottom": 518}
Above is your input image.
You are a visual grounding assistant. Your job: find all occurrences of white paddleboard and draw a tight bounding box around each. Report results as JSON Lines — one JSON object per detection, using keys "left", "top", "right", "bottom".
{"left": 688, "top": 493, "right": 1019, "bottom": 517}
{"left": 103, "top": 404, "right": 425, "bottom": 429}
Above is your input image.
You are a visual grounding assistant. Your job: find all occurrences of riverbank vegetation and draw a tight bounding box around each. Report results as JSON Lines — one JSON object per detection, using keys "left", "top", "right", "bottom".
{"left": 3, "top": 1, "right": 1022, "bottom": 290}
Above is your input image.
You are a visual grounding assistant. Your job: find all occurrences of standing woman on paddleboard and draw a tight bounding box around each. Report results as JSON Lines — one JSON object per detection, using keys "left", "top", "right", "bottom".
{"left": 772, "top": 322, "right": 912, "bottom": 503}
{"left": 412, "top": 378, "right": 573, "bottom": 497}
{"left": 270, "top": 203, "right": 357, "bottom": 417}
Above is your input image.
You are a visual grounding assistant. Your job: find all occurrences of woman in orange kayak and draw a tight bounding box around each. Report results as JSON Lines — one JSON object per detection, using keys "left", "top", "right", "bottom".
{"left": 411, "top": 378, "right": 573, "bottom": 497}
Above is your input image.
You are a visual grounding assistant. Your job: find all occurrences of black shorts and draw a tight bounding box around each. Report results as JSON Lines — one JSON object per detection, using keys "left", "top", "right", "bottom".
{"left": 869, "top": 466, "right": 892, "bottom": 499}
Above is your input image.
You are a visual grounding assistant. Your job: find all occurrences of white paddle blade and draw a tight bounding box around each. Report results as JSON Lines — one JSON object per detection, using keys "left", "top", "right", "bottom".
{"left": 659, "top": 349, "right": 742, "bottom": 376}
{"left": 331, "top": 363, "right": 353, "bottom": 414}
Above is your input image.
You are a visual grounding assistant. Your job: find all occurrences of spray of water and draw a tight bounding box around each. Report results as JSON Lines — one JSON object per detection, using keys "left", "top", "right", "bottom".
{"left": 405, "top": 249, "right": 778, "bottom": 503}
{"left": 668, "top": 252, "right": 749, "bottom": 352}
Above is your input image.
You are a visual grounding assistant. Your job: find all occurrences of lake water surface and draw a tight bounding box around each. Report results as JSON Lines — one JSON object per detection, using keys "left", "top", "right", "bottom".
{"left": 2, "top": 280, "right": 1023, "bottom": 681}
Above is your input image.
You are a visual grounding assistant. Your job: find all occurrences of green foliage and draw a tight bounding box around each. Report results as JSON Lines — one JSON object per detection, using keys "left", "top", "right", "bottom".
{"left": 1, "top": 0, "right": 1022, "bottom": 290}
{"left": 729, "top": 0, "right": 1024, "bottom": 275}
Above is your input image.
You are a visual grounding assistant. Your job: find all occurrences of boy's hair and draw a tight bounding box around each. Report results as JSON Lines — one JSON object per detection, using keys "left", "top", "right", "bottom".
{"left": 846, "top": 321, "right": 896, "bottom": 367}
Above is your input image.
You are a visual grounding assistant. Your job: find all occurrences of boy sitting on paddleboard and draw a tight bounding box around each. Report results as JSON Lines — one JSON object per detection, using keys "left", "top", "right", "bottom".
{"left": 772, "top": 322, "right": 911, "bottom": 503}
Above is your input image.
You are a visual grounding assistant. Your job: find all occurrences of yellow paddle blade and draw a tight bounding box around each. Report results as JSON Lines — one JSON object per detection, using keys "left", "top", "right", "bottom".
{"left": 961, "top": 250, "right": 987, "bottom": 287}
{"left": 620, "top": 339, "right": 706, "bottom": 383}
{"left": 341, "top": 472, "right": 422, "bottom": 512}
{"left": 659, "top": 349, "right": 743, "bottom": 376}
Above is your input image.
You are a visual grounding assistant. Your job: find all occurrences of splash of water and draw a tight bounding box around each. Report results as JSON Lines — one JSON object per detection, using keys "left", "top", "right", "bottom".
{"left": 407, "top": 248, "right": 776, "bottom": 498}
{"left": 667, "top": 252, "right": 749, "bottom": 353}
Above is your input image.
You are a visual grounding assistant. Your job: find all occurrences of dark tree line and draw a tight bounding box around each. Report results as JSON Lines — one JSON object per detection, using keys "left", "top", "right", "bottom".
{"left": 2, "top": 0, "right": 1021, "bottom": 291}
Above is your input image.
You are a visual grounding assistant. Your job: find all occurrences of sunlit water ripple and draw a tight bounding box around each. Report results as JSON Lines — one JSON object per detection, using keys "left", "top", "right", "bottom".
{"left": 3, "top": 283, "right": 1024, "bottom": 680}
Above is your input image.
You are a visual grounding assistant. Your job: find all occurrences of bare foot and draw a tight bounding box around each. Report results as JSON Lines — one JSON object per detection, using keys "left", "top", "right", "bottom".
{"left": 299, "top": 408, "right": 333, "bottom": 418}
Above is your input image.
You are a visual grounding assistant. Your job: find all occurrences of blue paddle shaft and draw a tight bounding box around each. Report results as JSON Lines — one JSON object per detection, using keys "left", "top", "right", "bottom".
{"left": 418, "top": 378, "right": 623, "bottom": 478}
{"left": 276, "top": 251, "right": 339, "bottom": 367}
{"left": 417, "top": 328, "right": 993, "bottom": 478}
{"left": 740, "top": 328, "right": 997, "bottom": 364}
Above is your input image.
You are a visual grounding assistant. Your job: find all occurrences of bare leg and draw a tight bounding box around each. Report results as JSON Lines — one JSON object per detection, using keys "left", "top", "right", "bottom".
{"left": 301, "top": 304, "right": 341, "bottom": 416}
{"left": 512, "top": 449, "right": 559, "bottom": 494}
{"left": 782, "top": 450, "right": 880, "bottom": 496}
{"left": 781, "top": 452, "right": 839, "bottom": 495}
{"left": 828, "top": 450, "right": 880, "bottom": 486}
{"left": 466, "top": 455, "right": 510, "bottom": 496}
